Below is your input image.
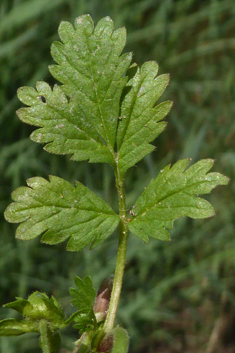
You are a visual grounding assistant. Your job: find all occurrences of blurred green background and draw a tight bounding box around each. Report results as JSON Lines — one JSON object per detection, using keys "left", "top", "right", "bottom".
{"left": 0, "top": 0, "right": 235, "bottom": 352}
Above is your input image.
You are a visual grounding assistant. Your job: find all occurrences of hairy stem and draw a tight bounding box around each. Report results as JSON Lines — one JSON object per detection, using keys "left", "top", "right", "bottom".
{"left": 104, "top": 163, "right": 128, "bottom": 333}
{"left": 39, "top": 320, "right": 51, "bottom": 353}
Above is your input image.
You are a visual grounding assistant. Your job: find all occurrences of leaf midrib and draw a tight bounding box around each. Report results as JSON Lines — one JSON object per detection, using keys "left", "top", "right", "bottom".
{"left": 134, "top": 178, "right": 211, "bottom": 218}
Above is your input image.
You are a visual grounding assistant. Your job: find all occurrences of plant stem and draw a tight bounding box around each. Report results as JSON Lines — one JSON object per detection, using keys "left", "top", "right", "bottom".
{"left": 39, "top": 319, "right": 51, "bottom": 353}
{"left": 104, "top": 164, "right": 128, "bottom": 333}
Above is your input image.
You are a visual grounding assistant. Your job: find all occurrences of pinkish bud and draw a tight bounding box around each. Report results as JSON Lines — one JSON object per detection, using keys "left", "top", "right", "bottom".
{"left": 93, "top": 275, "right": 114, "bottom": 322}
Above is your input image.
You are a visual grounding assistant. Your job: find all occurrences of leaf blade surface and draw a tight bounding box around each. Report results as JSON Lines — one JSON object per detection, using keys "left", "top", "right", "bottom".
{"left": 69, "top": 276, "right": 97, "bottom": 333}
{"left": 70, "top": 276, "right": 96, "bottom": 315}
{"left": 4, "top": 176, "right": 119, "bottom": 251}
{"left": 117, "top": 61, "right": 172, "bottom": 176}
{"left": 49, "top": 15, "right": 132, "bottom": 148}
{"left": 16, "top": 15, "right": 133, "bottom": 165}
{"left": 128, "top": 159, "right": 229, "bottom": 242}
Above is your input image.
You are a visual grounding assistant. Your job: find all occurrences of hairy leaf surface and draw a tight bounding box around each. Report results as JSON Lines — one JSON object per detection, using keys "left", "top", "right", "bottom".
{"left": 4, "top": 176, "right": 119, "bottom": 251}
{"left": 117, "top": 61, "right": 172, "bottom": 176}
{"left": 128, "top": 159, "right": 229, "bottom": 242}
{"left": 16, "top": 14, "right": 132, "bottom": 164}
{"left": 17, "top": 82, "right": 114, "bottom": 164}
{"left": 50, "top": 14, "right": 132, "bottom": 148}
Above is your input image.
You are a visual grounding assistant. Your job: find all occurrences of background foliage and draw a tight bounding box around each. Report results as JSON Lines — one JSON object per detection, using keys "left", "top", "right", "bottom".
{"left": 0, "top": 0, "right": 234, "bottom": 352}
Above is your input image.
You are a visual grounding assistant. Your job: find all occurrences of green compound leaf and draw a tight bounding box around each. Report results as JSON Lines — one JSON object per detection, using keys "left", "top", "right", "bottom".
{"left": 4, "top": 176, "right": 119, "bottom": 251}
{"left": 15, "top": 15, "right": 172, "bottom": 176}
{"left": 128, "top": 159, "right": 229, "bottom": 242}
{"left": 116, "top": 61, "right": 172, "bottom": 176}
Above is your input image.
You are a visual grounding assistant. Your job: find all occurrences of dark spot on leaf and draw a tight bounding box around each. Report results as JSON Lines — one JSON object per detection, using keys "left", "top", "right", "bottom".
{"left": 37, "top": 95, "right": 47, "bottom": 103}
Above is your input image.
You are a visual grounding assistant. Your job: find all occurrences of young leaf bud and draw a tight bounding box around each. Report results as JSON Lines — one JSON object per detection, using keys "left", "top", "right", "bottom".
{"left": 93, "top": 275, "right": 113, "bottom": 323}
